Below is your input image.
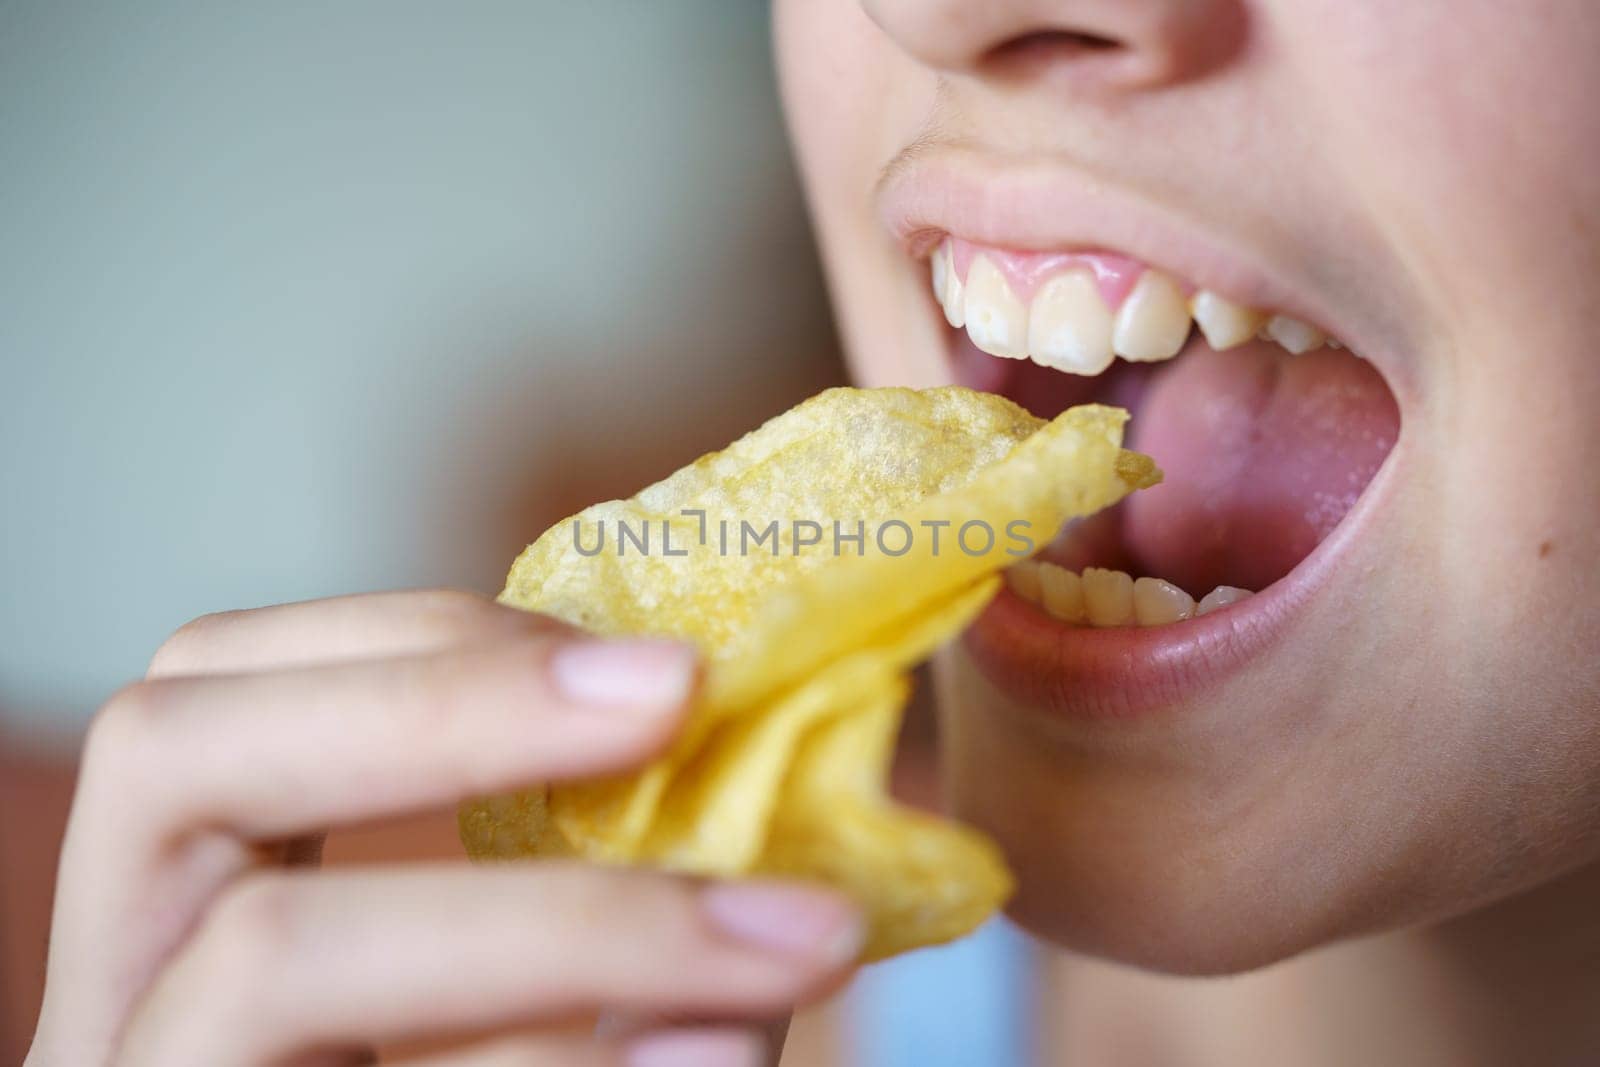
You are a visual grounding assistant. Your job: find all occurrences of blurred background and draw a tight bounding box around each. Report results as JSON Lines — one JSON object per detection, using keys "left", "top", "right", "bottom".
{"left": 0, "top": 3, "right": 1041, "bottom": 1063}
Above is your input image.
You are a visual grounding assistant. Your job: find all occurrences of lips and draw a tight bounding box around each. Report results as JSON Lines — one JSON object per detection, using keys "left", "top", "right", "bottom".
{"left": 885, "top": 166, "right": 1403, "bottom": 719}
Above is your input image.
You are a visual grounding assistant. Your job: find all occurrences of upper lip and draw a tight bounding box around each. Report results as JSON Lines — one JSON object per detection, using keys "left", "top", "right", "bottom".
{"left": 877, "top": 143, "right": 1415, "bottom": 400}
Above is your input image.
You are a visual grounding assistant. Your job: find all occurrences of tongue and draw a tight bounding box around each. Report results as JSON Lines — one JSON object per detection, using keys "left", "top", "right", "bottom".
{"left": 1122, "top": 341, "right": 1399, "bottom": 594}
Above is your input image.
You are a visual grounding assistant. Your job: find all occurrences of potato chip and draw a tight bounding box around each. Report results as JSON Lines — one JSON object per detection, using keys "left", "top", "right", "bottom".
{"left": 460, "top": 386, "right": 1158, "bottom": 959}
{"left": 640, "top": 578, "right": 1001, "bottom": 874}
{"left": 753, "top": 673, "right": 1007, "bottom": 960}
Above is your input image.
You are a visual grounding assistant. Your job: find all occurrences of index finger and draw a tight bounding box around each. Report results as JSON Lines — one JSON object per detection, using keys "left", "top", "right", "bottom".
{"left": 597, "top": 1007, "right": 791, "bottom": 1065}
{"left": 147, "top": 588, "right": 544, "bottom": 679}
{"left": 93, "top": 633, "right": 699, "bottom": 843}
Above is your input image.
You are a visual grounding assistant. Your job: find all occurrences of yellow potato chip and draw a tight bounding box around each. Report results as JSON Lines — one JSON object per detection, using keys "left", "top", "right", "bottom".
{"left": 460, "top": 386, "right": 1158, "bottom": 959}
{"left": 754, "top": 674, "right": 1007, "bottom": 961}
{"left": 642, "top": 655, "right": 905, "bottom": 875}
{"left": 640, "top": 577, "right": 1000, "bottom": 875}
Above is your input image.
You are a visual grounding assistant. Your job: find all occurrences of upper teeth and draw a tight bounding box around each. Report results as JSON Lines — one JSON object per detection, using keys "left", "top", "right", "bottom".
{"left": 964, "top": 256, "right": 1029, "bottom": 359}
{"left": 1262, "top": 313, "right": 1328, "bottom": 354}
{"left": 1028, "top": 270, "right": 1115, "bottom": 374}
{"left": 931, "top": 241, "right": 1332, "bottom": 372}
{"left": 1191, "top": 289, "right": 1267, "bottom": 349}
{"left": 1112, "top": 270, "right": 1190, "bottom": 363}
{"left": 934, "top": 247, "right": 966, "bottom": 328}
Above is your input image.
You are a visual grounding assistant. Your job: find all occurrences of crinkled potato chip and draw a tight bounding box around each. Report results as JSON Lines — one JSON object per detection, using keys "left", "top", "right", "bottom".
{"left": 460, "top": 386, "right": 1159, "bottom": 960}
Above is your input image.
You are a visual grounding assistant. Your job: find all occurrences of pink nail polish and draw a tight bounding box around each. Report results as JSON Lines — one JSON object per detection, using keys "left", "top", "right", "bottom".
{"left": 550, "top": 639, "right": 696, "bottom": 709}
{"left": 700, "top": 881, "right": 864, "bottom": 962}
{"left": 626, "top": 1028, "right": 763, "bottom": 1067}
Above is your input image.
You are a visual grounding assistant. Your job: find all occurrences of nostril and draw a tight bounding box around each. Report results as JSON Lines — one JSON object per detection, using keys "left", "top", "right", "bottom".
{"left": 1003, "top": 29, "right": 1123, "bottom": 55}
{"left": 979, "top": 28, "right": 1132, "bottom": 80}
{"left": 970, "top": 6, "right": 1247, "bottom": 90}
{"left": 863, "top": 0, "right": 1245, "bottom": 87}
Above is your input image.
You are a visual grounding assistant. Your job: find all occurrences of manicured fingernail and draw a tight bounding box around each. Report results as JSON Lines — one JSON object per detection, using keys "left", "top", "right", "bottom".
{"left": 550, "top": 639, "right": 696, "bottom": 709}
{"left": 700, "top": 881, "right": 864, "bottom": 963}
{"left": 626, "top": 1028, "right": 762, "bottom": 1067}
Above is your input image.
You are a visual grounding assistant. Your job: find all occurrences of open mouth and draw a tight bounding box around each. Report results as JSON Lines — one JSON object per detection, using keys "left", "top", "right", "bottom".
{"left": 921, "top": 234, "right": 1401, "bottom": 715}
{"left": 932, "top": 235, "right": 1400, "bottom": 624}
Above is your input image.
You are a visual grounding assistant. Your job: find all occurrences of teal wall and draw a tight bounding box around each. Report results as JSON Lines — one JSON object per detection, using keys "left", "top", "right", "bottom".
{"left": 1, "top": 2, "right": 840, "bottom": 730}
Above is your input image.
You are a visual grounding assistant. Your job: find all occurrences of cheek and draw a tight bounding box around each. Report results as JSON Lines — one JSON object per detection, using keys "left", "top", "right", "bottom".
{"left": 1297, "top": 1, "right": 1600, "bottom": 321}
{"left": 775, "top": 0, "right": 948, "bottom": 386}
{"left": 1304, "top": 2, "right": 1600, "bottom": 765}
{"left": 775, "top": 0, "right": 910, "bottom": 214}
{"left": 1294, "top": 0, "right": 1600, "bottom": 798}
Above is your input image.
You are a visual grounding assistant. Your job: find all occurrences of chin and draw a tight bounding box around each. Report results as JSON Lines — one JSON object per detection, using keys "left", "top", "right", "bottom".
{"left": 930, "top": 651, "right": 1366, "bottom": 976}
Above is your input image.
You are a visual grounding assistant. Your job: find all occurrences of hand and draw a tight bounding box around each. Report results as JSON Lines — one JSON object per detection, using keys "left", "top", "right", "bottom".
{"left": 26, "top": 590, "right": 861, "bottom": 1066}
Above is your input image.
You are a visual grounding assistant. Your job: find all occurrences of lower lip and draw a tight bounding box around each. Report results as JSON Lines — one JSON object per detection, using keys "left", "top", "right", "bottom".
{"left": 961, "top": 405, "right": 1401, "bottom": 725}
{"left": 963, "top": 585, "right": 1296, "bottom": 721}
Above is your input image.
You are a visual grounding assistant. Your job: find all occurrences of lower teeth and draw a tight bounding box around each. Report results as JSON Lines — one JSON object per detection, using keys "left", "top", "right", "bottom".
{"left": 1005, "top": 559, "right": 1253, "bottom": 627}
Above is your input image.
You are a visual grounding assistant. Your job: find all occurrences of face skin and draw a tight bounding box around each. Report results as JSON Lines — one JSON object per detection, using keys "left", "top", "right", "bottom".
{"left": 774, "top": 0, "right": 1600, "bottom": 983}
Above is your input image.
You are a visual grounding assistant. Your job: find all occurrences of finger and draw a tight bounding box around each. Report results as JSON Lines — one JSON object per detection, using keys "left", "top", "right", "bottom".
{"left": 147, "top": 588, "right": 544, "bottom": 679}
{"left": 387, "top": 1027, "right": 762, "bottom": 1067}
{"left": 119, "top": 867, "right": 860, "bottom": 1065}
{"left": 622, "top": 1029, "right": 765, "bottom": 1067}
{"left": 596, "top": 1012, "right": 789, "bottom": 1067}
{"left": 50, "top": 626, "right": 696, "bottom": 1064}
{"left": 85, "top": 631, "right": 697, "bottom": 842}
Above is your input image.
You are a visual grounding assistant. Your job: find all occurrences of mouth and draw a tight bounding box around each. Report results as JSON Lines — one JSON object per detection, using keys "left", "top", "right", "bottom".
{"left": 901, "top": 211, "right": 1401, "bottom": 719}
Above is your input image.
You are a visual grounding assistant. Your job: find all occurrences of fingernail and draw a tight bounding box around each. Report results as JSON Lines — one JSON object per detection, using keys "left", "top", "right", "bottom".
{"left": 700, "top": 881, "right": 864, "bottom": 963}
{"left": 626, "top": 1028, "right": 763, "bottom": 1067}
{"left": 550, "top": 639, "right": 696, "bottom": 709}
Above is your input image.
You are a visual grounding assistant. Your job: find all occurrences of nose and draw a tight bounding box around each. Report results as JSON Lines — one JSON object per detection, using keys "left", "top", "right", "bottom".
{"left": 860, "top": 0, "right": 1245, "bottom": 91}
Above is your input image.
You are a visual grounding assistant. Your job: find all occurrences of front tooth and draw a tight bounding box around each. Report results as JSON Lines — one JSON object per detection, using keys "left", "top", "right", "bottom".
{"left": 963, "top": 256, "right": 1026, "bottom": 358}
{"left": 1027, "top": 271, "right": 1115, "bottom": 375}
{"left": 944, "top": 264, "right": 966, "bottom": 327}
{"left": 1082, "top": 567, "right": 1135, "bottom": 627}
{"left": 1264, "top": 314, "right": 1326, "bottom": 354}
{"left": 930, "top": 244, "right": 950, "bottom": 306}
{"left": 1038, "top": 562, "right": 1086, "bottom": 623}
{"left": 1197, "top": 585, "right": 1253, "bottom": 615}
{"left": 1190, "top": 290, "right": 1267, "bottom": 351}
{"left": 1133, "top": 577, "right": 1196, "bottom": 625}
{"left": 937, "top": 242, "right": 966, "bottom": 327}
{"left": 1112, "top": 270, "right": 1190, "bottom": 362}
{"left": 1006, "top": 560, "right": 1044, "bottom": 604}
